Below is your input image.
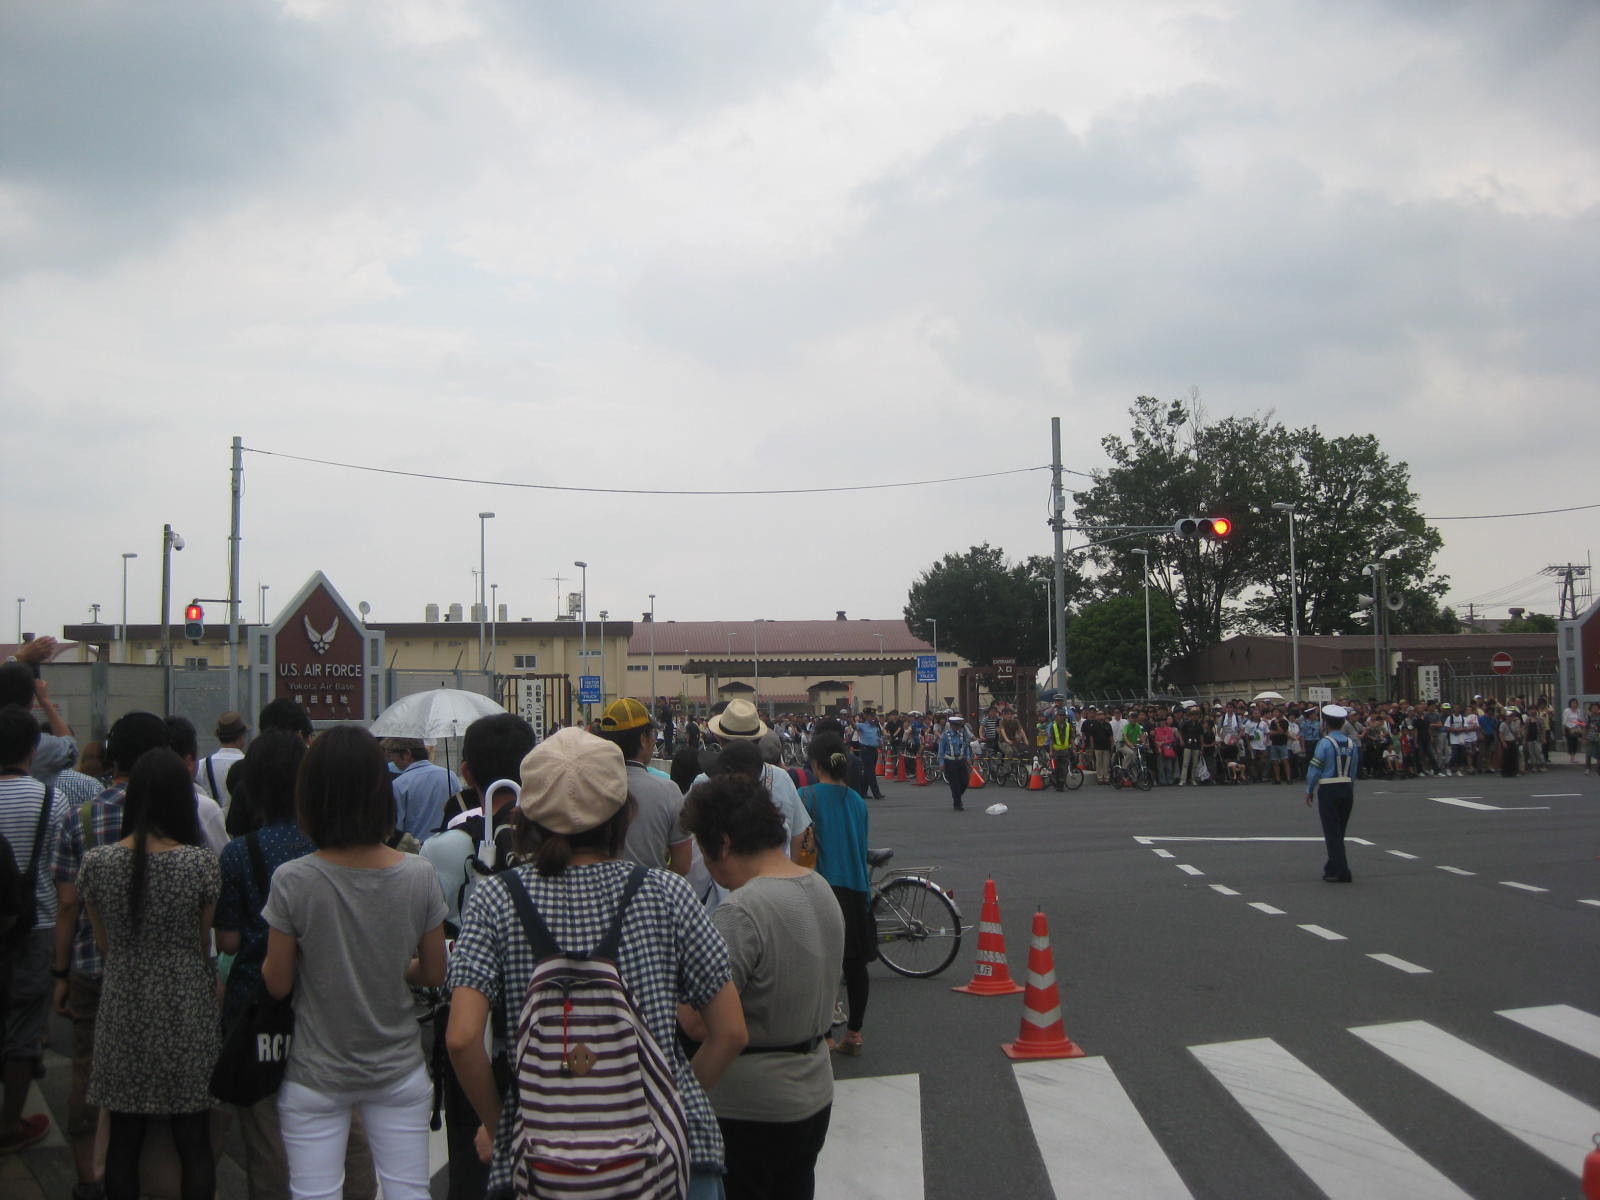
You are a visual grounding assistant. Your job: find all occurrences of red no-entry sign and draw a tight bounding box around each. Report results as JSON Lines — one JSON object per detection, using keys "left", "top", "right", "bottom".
{"left": 1490, "top": 651, "right": 1514, "bottom": 675}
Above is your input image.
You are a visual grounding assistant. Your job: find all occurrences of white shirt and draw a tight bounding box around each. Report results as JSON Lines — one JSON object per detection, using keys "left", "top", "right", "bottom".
{"left": 198, "top": 746, "right": 244, "bottom": 809}
{"left": 191, "top": 786, "right": 228, "bottom": 855}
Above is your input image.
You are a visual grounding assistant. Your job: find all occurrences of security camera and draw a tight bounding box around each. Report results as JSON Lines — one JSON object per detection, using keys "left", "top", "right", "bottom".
{"left": 172, "top": 534, "right": 186, "bottom": 552}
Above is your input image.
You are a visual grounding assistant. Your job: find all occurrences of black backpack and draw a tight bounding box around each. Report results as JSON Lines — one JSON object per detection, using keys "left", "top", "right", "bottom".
{"left": 0, "top": 787, "right": 54, "bottom": 957}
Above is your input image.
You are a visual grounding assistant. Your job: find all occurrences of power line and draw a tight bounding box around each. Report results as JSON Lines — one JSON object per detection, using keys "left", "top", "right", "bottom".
{"left": 1426, "top": 500, "right": 1600, "bottom": 520}
{"left": 241, "top": 446, "right": 1050, "bottom": 497}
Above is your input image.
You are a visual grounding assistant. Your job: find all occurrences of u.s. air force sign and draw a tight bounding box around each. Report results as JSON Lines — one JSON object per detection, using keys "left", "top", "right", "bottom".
{"left": 249, "top": 572, "right": 386, "bottom": 724}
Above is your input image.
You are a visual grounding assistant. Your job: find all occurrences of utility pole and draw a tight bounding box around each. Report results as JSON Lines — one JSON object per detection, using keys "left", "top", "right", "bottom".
{"left": 1050, "top": 417, "right": 1069, "bottom": 698}
{"left": 228, "top": 436, "right": 243, "bottom": 712}
{"left": 1542, "top": 563, "right": 1591, "bottom": 621}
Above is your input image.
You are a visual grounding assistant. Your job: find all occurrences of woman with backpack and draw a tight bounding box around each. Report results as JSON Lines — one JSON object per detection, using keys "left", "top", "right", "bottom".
{"left": 76, "top": 748, "right": 219, "bottom": 1200}
{"left": 261, "top": 726, "right": 448, "bottom": 1199}
{"left": 682, "top": 770, "right": 842, "bottom": 1200}
{"left": 445, "top": 726, "right": 747, "bottom": 1200}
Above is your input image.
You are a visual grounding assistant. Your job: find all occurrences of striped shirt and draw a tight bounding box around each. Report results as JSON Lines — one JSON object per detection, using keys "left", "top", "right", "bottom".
{"left": 53, "top": 782, "right": 126, "bottom": 977}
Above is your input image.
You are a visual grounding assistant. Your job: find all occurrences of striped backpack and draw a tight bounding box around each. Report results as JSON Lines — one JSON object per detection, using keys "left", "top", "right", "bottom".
{"left": 502, "top": 866, "right": 690, "bottom": 1199}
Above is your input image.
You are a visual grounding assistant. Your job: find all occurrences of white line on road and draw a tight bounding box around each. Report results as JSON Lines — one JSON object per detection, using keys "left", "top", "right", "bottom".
{"left": 1498, "top": 1005, "right": 1600, "bottom": 1060}
{"left": 1249, "top": 902, "right": 1285, "bottom": 915}
{"left": 1436, "top": 866, "right": 1475, "bottom": 876}
{"left": 1531, "top": 793, "right": 1579, "bottom": 798}
{"left": 815, "top": 1074, "right": 923, "bottom": 1199}
{"left": 1499, "top": 881, "right": 1550, "bottom": 893}
{"left": 1298, "top": 924, "right": 1347, "bottom": 941}
{"left": 1367, "top": 953, "right": 1431, "bottom": 975}
{"left": 1352, "top": 1019, "right": 1600, "bottom": 1175}
{"left": 1210, "top": 884, "right": 1240, "bottom": 896}
{"left": 1581, "top": 899, "right": 1600, "bottom": 909}
{"left": 1152, "top": 848, "right": 1176, "bottom": 858}
{"left": 1177, "top": 864, "right": 1205, "bottom": 876}
{"left": 1191, "top": 1037, "right": 1469, "bottom": 1200}
{"left": 1134, "top": 835, "right": 1375, "bottom": 844}
{"left": 1014, "top": 1057, "right": 1192, "bottom": 1199}
{"left": 1431, "top": 796, "right": 1549, "bottom": 811}
{"left": 1386, "top": 850, "right": 1419, "bottom": 859}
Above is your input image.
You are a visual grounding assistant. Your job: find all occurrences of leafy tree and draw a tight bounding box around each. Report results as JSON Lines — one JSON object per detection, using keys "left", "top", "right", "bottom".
{"left": 1063, "top": 593, "right": 1180, "bottom": 700}
{"left": 1501, "top": 612, "right": 1557, "bottom": 633}
{"left": 903, "top": 545, "right": 1084, "bottom": 685}
{"left": 1073, "top": 396, "right": 1446, "bottom": 656}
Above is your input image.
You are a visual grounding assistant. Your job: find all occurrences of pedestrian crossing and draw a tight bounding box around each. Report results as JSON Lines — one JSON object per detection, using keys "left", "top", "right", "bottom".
{"left": 812, "top": 1003, "right": 1599, "bottom": 1198}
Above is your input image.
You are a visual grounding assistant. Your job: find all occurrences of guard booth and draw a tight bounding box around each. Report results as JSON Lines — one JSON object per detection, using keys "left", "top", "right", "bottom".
{"left": 1559, "top": 596, "right": 1600, "bottom": 708}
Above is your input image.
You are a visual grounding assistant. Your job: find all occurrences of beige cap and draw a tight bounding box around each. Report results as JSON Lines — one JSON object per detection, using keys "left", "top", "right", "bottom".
{"left": 517, "top": 727, "right": 628, "bottom": 835}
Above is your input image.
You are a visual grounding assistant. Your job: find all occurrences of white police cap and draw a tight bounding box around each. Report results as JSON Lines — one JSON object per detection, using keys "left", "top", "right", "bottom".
{"left": 1321, "top": 704, "right": 1349, "bottom": 720}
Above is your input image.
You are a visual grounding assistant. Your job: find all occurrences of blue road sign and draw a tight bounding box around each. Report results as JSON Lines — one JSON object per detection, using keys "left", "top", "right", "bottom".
{"left": 579, "top": 675, "right": 602, "bottom": 704}
{"left": 916, "top": 654, "right": 937, "bottom": 683}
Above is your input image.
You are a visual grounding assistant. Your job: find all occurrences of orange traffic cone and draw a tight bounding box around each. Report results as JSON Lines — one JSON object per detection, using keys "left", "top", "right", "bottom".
{"left": 1001, "top": 909, "right": 1085, "bottom": 1060}
{"left": 967, "top": 760, "right": 986, "bottom": 790}
{"left": 952, "top": 878, "right": 1025, "bottom": 996}
{"left": 893, "top": 754, "right": 907, "bottom": 782}
{"left": 912, "top": 755, "right": 930, "bottom": 786}
{"left": 875, "top": 753, "right": 886, "bottom": 777}
{"left": 1027, "top": 758, "right": 1046, "bottom": 790}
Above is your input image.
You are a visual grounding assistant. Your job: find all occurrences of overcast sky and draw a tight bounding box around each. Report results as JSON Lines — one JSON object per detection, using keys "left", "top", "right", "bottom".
{"left": 3, "top": 0, "right": 1596, "bottom": 644}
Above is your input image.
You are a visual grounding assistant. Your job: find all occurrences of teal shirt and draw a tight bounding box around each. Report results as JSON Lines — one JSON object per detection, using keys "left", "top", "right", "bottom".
{"left": 798, "top": 782, "right": 871, "bottom": 894}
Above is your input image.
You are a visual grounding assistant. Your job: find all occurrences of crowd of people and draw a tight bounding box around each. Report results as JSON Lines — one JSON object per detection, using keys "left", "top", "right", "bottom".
{"left": 0, "top": 635, "right": 874, "bottom": 1200}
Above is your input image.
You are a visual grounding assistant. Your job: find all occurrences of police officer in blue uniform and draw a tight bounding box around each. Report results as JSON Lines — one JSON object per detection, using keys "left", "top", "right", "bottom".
{"left": 1304, "top": 703, "right": 1361, "bottom": 882}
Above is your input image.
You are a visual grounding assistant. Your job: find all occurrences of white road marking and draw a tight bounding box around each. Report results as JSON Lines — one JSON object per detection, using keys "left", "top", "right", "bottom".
{"left": 1177, "top": 864, "right": 1205, "bottom": 876}
{"left": 1367, "top": 953, "right": 1431, "bottom": 975}
{"left": 1499, "top": 881, "right": 1549, "bottom": 893}
{"left": 1152, "top": 848, "right": 1176, "bottom": 858}
{"left": 1134, "top": 835, "right": 1374, "bottom": 845}
{"left": 1436, "top": 866, "right": 1475, "bottom": 876}
{"left": 1352, "top": 1019, "right": 1600, "bottom": 1175}
{"left": 1432, "top": 796, "right": 1549, "bottom": 811}
{"left": 1298, "top": 924, "right": 1347, "bottom": 941}
{"left": 1386, "top": 850, "right": 1419, "bottom": 860}
{"left": 1192, "top": 1037, "right": 1468, "bottom": 1200}
{"left": 815, "top": 1074, "right": 923, "bottom": 1199}
{"left": 1210, "top": 884, "right": 1240, "bottom": 896}
{"left": 1581, "top": 899, "right": 1600, "bottom": 909}
{"left": 1531, "top": 793, "right": 1579, "bottom": 798}
{"left": 1248, "top": 902, "right": 1285, "bottom": 915}
{"left": 1014, "top": 1057, "right": 1192, "bottom": 1198}
{"left": 1498, "top": 1005, "right": 1600, "bottom": 1060}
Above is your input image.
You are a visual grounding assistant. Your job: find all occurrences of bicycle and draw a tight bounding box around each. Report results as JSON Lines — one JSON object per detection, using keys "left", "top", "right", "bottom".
{"left": 919, "top": 749, "right": 944, "bottom": 783}
{"left": 867, "top": 847, "right": 968, "bottom": 977}
{"left": 1048, "top": 750, "right": 1085, "bottom": 791}
{"left": 1110, "top": 745, "right": 1155, "bottom": 791}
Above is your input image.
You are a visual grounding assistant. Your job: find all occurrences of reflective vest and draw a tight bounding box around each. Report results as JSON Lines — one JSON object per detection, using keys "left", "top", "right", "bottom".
{"left": 1313, "top": 733, "right": 1356, "bottom": 786}
{"left": 1049, "top": 722, "right": 1072, "bottom": 751}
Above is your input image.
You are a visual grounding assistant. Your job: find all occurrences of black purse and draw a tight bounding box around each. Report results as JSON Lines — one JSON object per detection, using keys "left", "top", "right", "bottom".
{"left": 209, "top": 832, "right": 295, "bottom": 1106}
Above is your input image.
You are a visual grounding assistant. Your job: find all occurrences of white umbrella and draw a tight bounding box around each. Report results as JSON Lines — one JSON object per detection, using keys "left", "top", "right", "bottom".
{"left": 369, "top": 688, "right": 506, "bottom": 740}
{"left": 1252, "top": 690, "right": 1287, "bottom": 703}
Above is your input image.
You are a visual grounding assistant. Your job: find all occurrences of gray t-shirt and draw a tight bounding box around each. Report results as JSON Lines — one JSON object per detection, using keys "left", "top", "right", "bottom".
{"left": 708, "top": 872, "right": 842, "bottom": 1123}
{"left": 263, "top": 852, "right": 447, "bottom": 1092}
{"left": 621, "top": 762, "right": 691, "bottom": 871}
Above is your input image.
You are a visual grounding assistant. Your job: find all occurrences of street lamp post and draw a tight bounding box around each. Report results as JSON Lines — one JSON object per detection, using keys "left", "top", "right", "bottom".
{"left": 574, "top": 561, "right": 588, "bottom": 720}
{"left": 599, "top": 611, "right": 608, "bottom": 706}
{"left": 161, "top": 524, "right": 186, "bottom": 715}
{"left": 648, "top": 593, "right": 656, "bottom": 713}
{"left": 874, "top": 632, "right": 886, "bottom": 711}
{"left": 1363, "top": 562, "right": 1385, "bottom": 701}
{"left": 1271, "top": 502, "right": 1300, "bottom": 703}
{"left": 478, "top": 512, "right": 495, "bottom": 671}
{"left": 15, "top": 598, "right": 24, "bottom": 642}
{"left": 1133, "top": 548, "right": 1152, "bottom": 700}
{"left": 490, "top": 583, "right": 499, "bottom": 676}
{"left": 121, "top": 553, "right": 138, "bottom": 663}
{"left": 258, "top": 584, "right": 270, "bottom": 626}
{"left": 929, "top": 618, "right": 938, "bottom": 712}
{"left": 752, "top": 619, "right": 762, "bottom": 717}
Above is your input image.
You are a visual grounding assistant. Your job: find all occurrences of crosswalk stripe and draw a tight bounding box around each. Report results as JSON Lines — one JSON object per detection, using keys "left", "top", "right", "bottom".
{"left": 1298, "top": 924, "right": 1346, "bottom": 941}
{"left": 1367, "top": 953, "right": 1431, "bottom": 974}
{"left": 1351, "top": 1019, "right": 1600, "bottom": 1175}
{"left": 1191, "top": 1037, "right": 1468, "bottom": 1199}
{"left": 1498, "top": 1004, "right": 1600, "bottom": 1060}
{"left": 815, "top": 1074, "right": 923, "bottom": 1199}
{"left": 1013, "top": 1057, "right": 1191, "bottom": 1198}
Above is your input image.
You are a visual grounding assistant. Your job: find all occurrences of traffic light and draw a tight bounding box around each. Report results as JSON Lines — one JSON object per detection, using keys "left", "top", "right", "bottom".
{"left": 184, "top": 603, "right": 204, "bottom": 642}
{"left": 1173, "top": 516, "right": 1233, "bottom": 539}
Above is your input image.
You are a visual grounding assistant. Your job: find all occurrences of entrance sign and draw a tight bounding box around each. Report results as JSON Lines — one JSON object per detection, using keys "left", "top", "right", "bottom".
{"left": 1491, "top": 651, "right": 1514, "bottom": 676}
{"left": 993, "top": 657, "right": 1017, "bottom": 680}
{"left": 579, "top": 675, "right": 602, "bottom": 704}
{"left": 247, "top": 572, "right": 385, "bottom": 725}
{"left": 916, "top": 654, "right": 937, "bottom": 683}
{"left": 517, "top": 678, "right": 548, "bottom": 741}
{"left": 1307, "top": 686, "right": 1333, "bottom": 704}
{"left": 1417, "top": 665, "right": 1441, "bottom": 701}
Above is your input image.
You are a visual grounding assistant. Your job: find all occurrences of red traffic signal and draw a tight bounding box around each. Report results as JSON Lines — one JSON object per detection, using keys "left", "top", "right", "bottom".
{"left": 184, "top": 603, "right": 204, "bottom": 641}
{"left": 1209, "top": 516, "right": 1232, "bottom": 537}
{"left": 1173, "top": 516, "right": 1232, "bottom": 539}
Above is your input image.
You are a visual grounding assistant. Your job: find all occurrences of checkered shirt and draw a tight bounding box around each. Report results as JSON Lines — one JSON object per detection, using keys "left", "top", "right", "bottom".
{"left": 449, "top": 860, "right": 733, "bottom": 1189}
{"left": 53, "top": 782, "right": 126, "bottom": 978}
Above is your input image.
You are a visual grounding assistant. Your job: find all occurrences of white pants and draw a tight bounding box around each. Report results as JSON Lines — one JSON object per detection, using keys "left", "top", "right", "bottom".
{"left": 277, "top": 1063, "right": 432, "bottom": 1200}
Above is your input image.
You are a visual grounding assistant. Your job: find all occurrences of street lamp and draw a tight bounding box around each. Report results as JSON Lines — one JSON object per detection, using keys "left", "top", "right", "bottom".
{"left": 753, "top": 619, "right": 762, "bottom": 716}
{"left": 1271, "top": 502, "right": 1300, "bottom": 703}
{"left": 874, "top": 632, "right": 886, "bottom": 711}
{"left": 15, "top": 598, "right": 24, "bottom": 642}
{"left": 121, "top": 553, "right": 138, "bottom": 663}
{"left": 573, "top": 561, "right": 588, "bottom": 718}
{"left": 648, "top": 593, "right": 657, "bottom": 713}
{"left": 1133, "top": 548, "right": 1152, "bottom": 699}
{"left": 161, "top": 524, "right": 186, "bottom": 715}
{"left": 929, "top": 618, "right": 938, "bottom": 712}
{"left": 490, "top": 583, "right": 499, "bottom": 676}
{"left": 478, "top": 512, "right": 495, "bottom": 671}
{"left": 1362, "top": 562, "right": 1388, "bottom": 701}
{"left": 258, "top": 583, "right": 270, "bottom": 626}
{"left": 599, "top": 611, "right": 608, "bottom": 706}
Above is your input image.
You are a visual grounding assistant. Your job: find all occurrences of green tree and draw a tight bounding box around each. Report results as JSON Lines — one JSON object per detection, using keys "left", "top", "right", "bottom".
{"left": 1064, "top": 593, "right": 1180, "bottom": 700}
{"left": 904, "top": 545, "right": 1084, "bottom": 685}
{"left": 1501, "top": 612, "right": 1558, "bottom": 632}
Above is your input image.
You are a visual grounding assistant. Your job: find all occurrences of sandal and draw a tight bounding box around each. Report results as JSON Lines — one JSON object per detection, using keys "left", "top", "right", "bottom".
{"left": 833, "top": 1034, "right": 864, "bottom": 1057}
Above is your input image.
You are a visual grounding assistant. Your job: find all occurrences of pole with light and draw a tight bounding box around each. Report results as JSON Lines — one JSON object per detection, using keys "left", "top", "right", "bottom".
{"left": 874, "top": 632, "right": 886, "bottom": 710}
{"left": 15, "top": 598, "right": 23, "bottom": 643}
{"left": 929, "top": 618, "right": 938, "bottom": 711}
{"left": 1362, "top": 562, "right": 1384, "bottom": 701}
{"left": 599, "top": 611, "right": 608, "bottom": 706}
{"left": 1271, "top": 502, "right": 1300, "bottom": 703}
{"left": 161, "top": 524, "right": 186, "bottom": 715}
{"left": 1133, "top": 548, "right": 1152, "bottom": 699}
{"left": 648, "top": 593, "right": 657, "bottom": 714}
{"left": 121, "top": 553, "right": 138, "bottom": 663}
{"left": 478, "top": 512, "right": 495, "bottom": 672}
{"left": 752, "top": 619, "right": 762, "bottom": 717}
{"left": 574, "top": 561, "right": 588, "bottom": 720}
{"left": 490, "top": 583, "right": 498, "bottom": 676}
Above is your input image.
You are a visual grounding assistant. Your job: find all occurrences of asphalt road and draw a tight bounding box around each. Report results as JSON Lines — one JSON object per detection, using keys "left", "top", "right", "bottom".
{"left": 824, "top": 759, "right": 1600, "bottom": 1199}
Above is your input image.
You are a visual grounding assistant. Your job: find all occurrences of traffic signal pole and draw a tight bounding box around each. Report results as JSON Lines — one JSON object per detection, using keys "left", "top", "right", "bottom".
{"left": 228, "top": 436, "right": 242, "bottom": 713}
{"left": 1051, "top": 418, "right": 1069, "bottom": 699}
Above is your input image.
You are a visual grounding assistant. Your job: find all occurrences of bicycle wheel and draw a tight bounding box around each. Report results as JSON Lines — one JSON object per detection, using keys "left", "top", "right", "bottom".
{"left": 1135, "top": 763, "right": 1154, "bottom": 791}
{"left": 993, "top": 757, "right": 1013, "bottom": 787}
{"left": 1060, "top": 758, "right": 1085, "bottom": 791}
{"left": 872, "top": 878, "right": 963, "bottom": 978}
